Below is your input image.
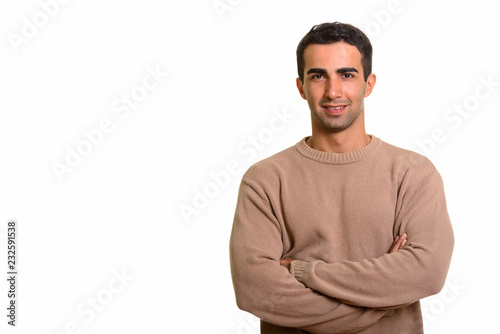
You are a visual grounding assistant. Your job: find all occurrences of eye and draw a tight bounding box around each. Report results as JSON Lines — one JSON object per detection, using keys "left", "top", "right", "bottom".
{"left": 311, "top": 74, "right": 325, "bottom": 80}
{"left": 342, "top": 73, "right": 354, "bottom": 78}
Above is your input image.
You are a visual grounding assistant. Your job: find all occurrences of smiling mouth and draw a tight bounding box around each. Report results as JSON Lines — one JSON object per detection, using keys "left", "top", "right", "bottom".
{"left": 323, "top": 105, "right": 347, "bottom": 115}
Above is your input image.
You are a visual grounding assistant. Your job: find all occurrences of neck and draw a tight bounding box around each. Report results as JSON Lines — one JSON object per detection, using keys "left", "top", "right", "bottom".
{"left": 306, "top": 132, "right": 371, "bottom": 153}
{"left": 308, "top": 107, "right": 371, "bottom": 153}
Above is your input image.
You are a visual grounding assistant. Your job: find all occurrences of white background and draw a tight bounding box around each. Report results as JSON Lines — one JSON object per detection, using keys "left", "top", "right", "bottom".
{"left": 0, "top": 0, "right": 499, "bottom": 333}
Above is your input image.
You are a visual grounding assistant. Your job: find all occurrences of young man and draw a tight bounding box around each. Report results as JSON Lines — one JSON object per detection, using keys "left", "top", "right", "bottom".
{"left": 230, "top": 22, "right": 454, "bottom": 333}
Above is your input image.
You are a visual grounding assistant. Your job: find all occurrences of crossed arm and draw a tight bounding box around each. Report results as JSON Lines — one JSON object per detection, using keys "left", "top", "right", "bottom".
{"left": 280, "top": 233, "right": 408, "bottom": 270}
{"left": 279, "top": 234, "right": 411, "bottom": 313}
{"left": 230, "top": 181, "right": 397, "bottom": 333}
{"left": 278, "top": 172, "right": 453, "bottom": 309}
{"left": 231, "top": 164, "right": 453, "bottom": 332}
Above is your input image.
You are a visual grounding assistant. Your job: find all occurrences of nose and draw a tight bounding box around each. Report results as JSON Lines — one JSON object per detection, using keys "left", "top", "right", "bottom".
{"left": 325, "top": 78, "right": 342, "bottom": 99}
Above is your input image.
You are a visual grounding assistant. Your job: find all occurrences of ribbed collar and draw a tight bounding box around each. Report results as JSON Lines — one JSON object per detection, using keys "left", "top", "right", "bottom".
{"left": 295, "top": 135, "right": 382, "bottom": 164}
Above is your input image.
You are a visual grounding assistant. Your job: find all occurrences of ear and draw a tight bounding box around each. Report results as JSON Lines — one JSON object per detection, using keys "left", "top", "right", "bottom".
{"left": 364, "top": 73, "right": 376, "bottom": 97}
{"left": 296, "top": 77, "right": 307, "bottom": 100}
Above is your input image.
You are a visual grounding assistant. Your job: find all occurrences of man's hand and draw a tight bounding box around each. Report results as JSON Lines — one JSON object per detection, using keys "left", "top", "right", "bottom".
{"left": 280, "top": 234, "right": 407, "bottom": 269}
{"left": 388, "top": 233, "right": 407, "bottom": 253}
{"left": 280, "top": 257, "right": 293, "bottom": 270}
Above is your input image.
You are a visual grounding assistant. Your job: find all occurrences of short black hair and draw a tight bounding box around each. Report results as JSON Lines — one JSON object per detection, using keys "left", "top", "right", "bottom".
{"left": 296, "top": 22, "right": 373, "bottom": 82}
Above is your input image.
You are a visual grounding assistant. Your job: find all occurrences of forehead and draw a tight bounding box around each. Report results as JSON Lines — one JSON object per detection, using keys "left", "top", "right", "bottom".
{"left": 303, "top": 42, "right": 363, "bottom": 70}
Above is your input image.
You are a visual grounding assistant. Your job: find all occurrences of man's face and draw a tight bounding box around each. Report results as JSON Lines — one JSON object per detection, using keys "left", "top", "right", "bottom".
{"left": 297, "top": 42, "right": 376, "bottom": 134}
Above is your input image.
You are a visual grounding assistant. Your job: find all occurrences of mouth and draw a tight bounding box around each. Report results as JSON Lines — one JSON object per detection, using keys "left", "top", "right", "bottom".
{"left": 322, "top": 104, "right": 348, "bottom": 115}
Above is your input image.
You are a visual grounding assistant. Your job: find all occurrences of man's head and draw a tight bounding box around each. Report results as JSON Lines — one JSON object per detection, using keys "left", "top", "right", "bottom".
{"left": 295, "top": 22, "right": 376, "bottom": 136}
{"left": 297, "top": 22, "right": 373, "bottom": 83}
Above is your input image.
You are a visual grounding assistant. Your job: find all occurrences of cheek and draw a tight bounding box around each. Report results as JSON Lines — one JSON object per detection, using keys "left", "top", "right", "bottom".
{"left": 345, "top": 85, "right": 365, "bottom": 101}
{"left": 305, "top": 84, "right": 323, "bottom": 100}
{"left": 299, "top": 82, "right": 310, "bottom": 99}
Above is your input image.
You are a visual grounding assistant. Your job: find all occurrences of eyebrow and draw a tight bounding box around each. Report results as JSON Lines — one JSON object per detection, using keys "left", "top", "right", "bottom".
{"left": 307, "top": 67, "right": 359, "bottom": 75}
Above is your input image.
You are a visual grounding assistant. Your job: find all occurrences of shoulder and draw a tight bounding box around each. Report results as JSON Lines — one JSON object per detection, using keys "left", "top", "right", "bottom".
{"left": 241, "top": 142, "right": 300, "bottom": 187}
{"left": 379, "top": 139, "right": 437, "bottom": 175}
{"left": 377, "top": 139, "right": 442, "bottom": 192}
{"left": 243, "top": 146, "right": 296, "bottom": 180}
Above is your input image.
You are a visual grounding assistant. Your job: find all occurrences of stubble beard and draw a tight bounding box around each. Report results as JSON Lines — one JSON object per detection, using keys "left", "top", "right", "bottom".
{"left": 311, "top": 102, "right": 364, "bottom": 133}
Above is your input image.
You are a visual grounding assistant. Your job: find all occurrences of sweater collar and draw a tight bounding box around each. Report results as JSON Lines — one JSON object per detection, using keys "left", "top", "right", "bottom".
{"left": 295, "top": 135, "right": 382, "bottom": 164}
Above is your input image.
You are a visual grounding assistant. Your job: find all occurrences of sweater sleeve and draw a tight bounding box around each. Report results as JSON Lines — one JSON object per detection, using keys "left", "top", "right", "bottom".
{"left": 289, "top": 164, "right": 454, "bottom": 309}
{"left": 230, "top": 179, "right": 392, "bottom": 334}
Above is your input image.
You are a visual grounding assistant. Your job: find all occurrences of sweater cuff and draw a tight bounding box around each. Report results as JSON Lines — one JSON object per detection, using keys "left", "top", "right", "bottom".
{"left": 290, "top": 260, "right": 308, "bottom": 282}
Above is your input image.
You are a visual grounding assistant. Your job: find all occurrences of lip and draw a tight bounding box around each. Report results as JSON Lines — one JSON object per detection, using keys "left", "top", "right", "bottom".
{"left": 322, "top": 105, "right": 347, "bottom": 115}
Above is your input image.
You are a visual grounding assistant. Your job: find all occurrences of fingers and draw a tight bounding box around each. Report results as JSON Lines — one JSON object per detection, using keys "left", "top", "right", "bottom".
{"left": 400, "top": 234, "right": 407, "bottom": 249}
{"left": 388, "top": 233, "right": 407, "bottom": 253}
{"left": 280, "top": 258, "right": 293, "bottom": 270}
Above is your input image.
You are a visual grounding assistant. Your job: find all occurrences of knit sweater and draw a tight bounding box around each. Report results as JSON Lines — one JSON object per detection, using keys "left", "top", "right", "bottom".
{"left": 229, "top": 135, "right": 454, "bottom": 334}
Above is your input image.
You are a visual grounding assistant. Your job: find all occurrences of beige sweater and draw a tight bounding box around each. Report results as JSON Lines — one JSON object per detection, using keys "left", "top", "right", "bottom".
{"left": 230, "top": 135, "right": 454, "bottom": 333}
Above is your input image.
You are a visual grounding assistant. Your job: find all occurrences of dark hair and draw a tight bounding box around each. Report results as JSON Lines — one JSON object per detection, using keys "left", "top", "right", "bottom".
{"left": 296, "top": 22, "right": 373, "bottom": 82}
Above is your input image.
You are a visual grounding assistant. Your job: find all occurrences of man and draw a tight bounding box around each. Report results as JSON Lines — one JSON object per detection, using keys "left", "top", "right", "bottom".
{"left": 229, "top": 22, "right": 454, "bottom": 333}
